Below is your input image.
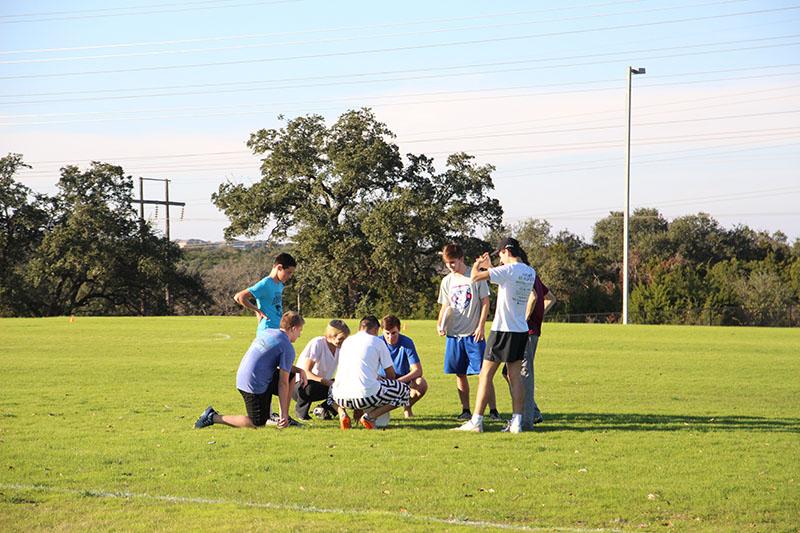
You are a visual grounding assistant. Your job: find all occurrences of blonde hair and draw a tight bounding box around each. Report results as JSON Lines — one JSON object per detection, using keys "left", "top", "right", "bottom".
{"left": 325, "top": 319, "right": 350, "bottom": 339}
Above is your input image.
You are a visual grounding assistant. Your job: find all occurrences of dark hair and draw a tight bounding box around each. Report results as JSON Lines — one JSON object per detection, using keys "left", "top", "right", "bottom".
{"left": 274, "top": 252, "right": 297, "bottom": 268}
{"left": 359, "top": 315, "right": 380, "bottom": 331}
{"left": 442, "top": 243, "right": 464, "bottom": 260}
{"left": 280, "top": 311, "right": 305, "bottom": 330}
{"left": 381, "top": 315, "right": 401, "bottom": 331}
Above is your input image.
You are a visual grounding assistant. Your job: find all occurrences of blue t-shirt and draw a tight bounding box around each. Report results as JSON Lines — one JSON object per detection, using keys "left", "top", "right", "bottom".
{"left": 247, "top": 276, "right": 284, "bottom": 332}
{"left": 382, "top": 334, "right": 420, "bottom": 377}
{"left": 236, "top": 329, "right": 295, "bottom": 394}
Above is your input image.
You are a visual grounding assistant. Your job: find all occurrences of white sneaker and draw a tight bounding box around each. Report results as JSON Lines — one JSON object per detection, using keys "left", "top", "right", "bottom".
{"left": 501, "top": 421, "right": 522, "bottom": 434}
{"left": 452, "top": 419, "right": 483, "bottom": 432}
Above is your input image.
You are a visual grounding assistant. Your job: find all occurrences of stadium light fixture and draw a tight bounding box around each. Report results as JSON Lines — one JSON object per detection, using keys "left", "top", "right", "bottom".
{"left": 623, "top": 66, "right": 645, "bottom": 325}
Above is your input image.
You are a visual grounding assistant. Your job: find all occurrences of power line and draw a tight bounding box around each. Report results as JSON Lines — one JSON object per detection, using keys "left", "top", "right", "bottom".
{"left": 0, "top": 0, "right": 303, "bottom": 25}
{"left": 3, "top": 6, "right": 798, "bottom": 80}
{"left": 0, "top": 0, "right": 759, "bottom": 65}
{"left": 2, "top": 34, "right": 796, "bottom": 96}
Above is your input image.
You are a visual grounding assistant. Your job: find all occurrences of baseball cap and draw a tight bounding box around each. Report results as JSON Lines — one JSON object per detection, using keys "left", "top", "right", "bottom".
{"left": 493, "top": 237, "right": 520, "bottom": 256}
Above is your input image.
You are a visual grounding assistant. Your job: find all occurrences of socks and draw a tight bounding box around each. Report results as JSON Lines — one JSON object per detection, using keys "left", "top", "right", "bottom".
{"left": 511, "top": 413, "right": 522, "bottom": 427}
{"left": 471, "top": 414, "right": 484, "bottom": 426}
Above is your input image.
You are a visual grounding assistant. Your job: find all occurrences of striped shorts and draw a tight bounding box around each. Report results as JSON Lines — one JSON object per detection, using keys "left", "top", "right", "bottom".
{"left": 331, "top": 379, "right": 411, "bottom": 410}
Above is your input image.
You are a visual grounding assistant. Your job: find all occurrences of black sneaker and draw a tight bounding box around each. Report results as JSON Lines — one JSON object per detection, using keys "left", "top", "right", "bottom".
{"left": 457, "top": 409, "right": 471, "bottom": 420}
{"left": 313, "top": 405, "right": 335, "bottom": 420}
{"left": 269, "top": 412, "right": 303, "bottom": 427}
{"left": 533, "top": 413, "right": 544, "bottom": 425}
{"left": 194, "top": 406, "right": 217, "bottom": 429}
{"left": 489, "top": 409, "right": 502, "bottom": 421}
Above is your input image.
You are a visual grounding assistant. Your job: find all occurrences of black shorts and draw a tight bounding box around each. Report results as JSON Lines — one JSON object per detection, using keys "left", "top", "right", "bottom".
{"left": 239, "top": 389, "right": 271, "bottom": 426}
{"left": 484, "top": 331, "right": 528, "bottom": 363}
{"left": 238, "top": 368, "right": 290, "bottom": 426}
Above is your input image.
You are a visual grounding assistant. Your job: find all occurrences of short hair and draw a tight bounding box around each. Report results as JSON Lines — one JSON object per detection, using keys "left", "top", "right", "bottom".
{"left": 381, "top": 315, "right": 401, "bottom": 331}
{"left": 274, "top": 252, "right": 297, "bottom": 269}
{"left": 325, "top": 319, "right": 350, "bottom": 338}
{"left": 442, "top": 243, "right": 463, "bottom": 260}
{"left": 359, "top": 315, "right": 380, "bottom": 331}
{"left": 280, "top": 311, "right": 305, "bottom": 330}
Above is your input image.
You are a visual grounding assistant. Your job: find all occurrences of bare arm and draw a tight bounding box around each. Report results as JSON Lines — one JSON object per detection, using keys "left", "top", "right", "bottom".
{"left": 473, "top": 296, "right": 489, "bottom": 342}
{"left": 277, "top": 369, "right": 291, "bottom": 428}
{"left": 233, "top": 289, "right": 266, "bottom": 321}
{"left": 291, "top": 365, "right": 308, "bottom": 388}
{"left": 301, "top": 358, "right": 331, "bottom": 386}
{"left": 436, "top": 304, "right": 448, "bottom": 336}
{"left": 384, "top": 366, "right": 397, "bottom": 380}
{"left": 398, "top": 362, "right": 422, "bottom": 384}
{"left": 525, "top": 290, "right": 538, "bottom": 321}
{"left": 470, "top": 252, "right": 491, "bottom": 282}
{"left": 543, "top": 291, "right": 557, "bottom": 315}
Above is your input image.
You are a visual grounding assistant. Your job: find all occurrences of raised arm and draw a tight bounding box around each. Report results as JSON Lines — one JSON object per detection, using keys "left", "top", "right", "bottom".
{"left": 470, "top": 252, "right": 491, "bottom": 282}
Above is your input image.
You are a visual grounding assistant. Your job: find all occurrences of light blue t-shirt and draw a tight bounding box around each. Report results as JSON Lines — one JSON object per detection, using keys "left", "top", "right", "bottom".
{"left": 236, "top": 329, "right": 295, "bottom": 394}
{"left": 382, "top": 334, "right": 420, "bottom": 377}
{"left": 247, "top": 276, "right": 284, "bottom": 332}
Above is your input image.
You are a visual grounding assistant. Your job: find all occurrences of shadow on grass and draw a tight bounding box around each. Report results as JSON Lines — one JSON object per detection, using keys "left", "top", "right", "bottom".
{"left": 404, "top": 413, "right": 800, "bottom": 433}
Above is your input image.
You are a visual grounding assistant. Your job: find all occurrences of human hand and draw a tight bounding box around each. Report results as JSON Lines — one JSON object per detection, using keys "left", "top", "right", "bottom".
{"left": 277, "top": 417, "right": 289, "bottom": 429}
{"left": 473, "top": 327, "right": 485, "bottom": 342}
{"left": 298, "top": 369, "right": 308, "bottom": 388}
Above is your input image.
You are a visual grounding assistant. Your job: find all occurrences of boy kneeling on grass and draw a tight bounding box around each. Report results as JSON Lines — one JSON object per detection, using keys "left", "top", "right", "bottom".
{"left": 329, "top": 316, "right": 410, "bottom": 430}
{"left": 195, "top": 311, "right": 308, "bottom": 430}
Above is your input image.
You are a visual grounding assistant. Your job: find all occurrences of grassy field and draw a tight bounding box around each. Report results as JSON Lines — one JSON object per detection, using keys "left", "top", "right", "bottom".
{"left": 0, "top": 317, "right": 798, "bottom": 532}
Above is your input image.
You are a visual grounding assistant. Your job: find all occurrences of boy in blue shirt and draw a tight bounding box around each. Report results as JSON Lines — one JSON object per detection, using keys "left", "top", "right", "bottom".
{"left": 381, "top": 315, "right": 428, "bottom": 418}
{"left": 195, "top": 312, "right": 308, "bottom": 430}
{"left": 234, "top": 252, "right": 296, "bottom": 333}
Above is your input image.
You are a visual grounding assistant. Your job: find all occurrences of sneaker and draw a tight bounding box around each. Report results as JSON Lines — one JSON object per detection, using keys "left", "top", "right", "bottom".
{"left": 194, "top": 406, "right": 217, "bottom": 429}
{"left": 533, "top": 414, "right": 544, "bottom": 425}
{"left": 452, "top": 419, "right": 483, "bottom": 432}
{"left": 269, "top": 413, "right": 303, "bottom": 427}
{"left": 501, "top": 421, "right": 522, "bottom": 434}
{"left": 360, "top": 414, "right": 375, "bottom": 430}
{"left": 457, "top": 409, "right": 472, "bottom": 420}
{"left": 339, "top": 414, "right": 351, "bottom": 430}
{"left": 489, "top": 409, "right": 502, "bottom": 421}
{"left": 312, "top": 405, "right": 335, "bottom": 420}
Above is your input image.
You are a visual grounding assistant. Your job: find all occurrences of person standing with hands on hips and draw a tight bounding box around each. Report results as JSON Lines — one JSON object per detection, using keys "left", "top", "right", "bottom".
{"left": 453, "top": 237, "right": 535, "bottom": 434}
{"left": 234, "top": 253, "right": 297, "bottom": 333}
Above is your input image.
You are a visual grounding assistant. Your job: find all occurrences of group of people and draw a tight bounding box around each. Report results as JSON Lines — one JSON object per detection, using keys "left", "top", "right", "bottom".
{"left": 195, "top": 237, "right": 554, "bottom": 433}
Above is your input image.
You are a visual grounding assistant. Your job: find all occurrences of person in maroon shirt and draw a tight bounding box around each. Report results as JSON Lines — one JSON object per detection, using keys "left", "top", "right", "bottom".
{"left": 503, "top": 274, "right": 556, "bottom": 429}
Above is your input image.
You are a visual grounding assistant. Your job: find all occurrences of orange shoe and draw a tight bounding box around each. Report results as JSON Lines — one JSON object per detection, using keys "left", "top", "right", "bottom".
{"left": 360, "top": 414, "right": 375, "bottom": 430}
{"left": 339, "top": 414, "right": 351, "bottom": 430}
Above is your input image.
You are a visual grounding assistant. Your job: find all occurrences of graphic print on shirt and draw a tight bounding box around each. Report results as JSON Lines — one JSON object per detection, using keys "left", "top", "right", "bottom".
{"left": 449, "top": 284, "right": 473, "bottom": 313}
{"left": 272, "top": 293, "right": 282, "bottom": 317}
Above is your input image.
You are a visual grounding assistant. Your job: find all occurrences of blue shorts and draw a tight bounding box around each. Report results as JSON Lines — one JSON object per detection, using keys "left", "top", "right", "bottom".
{"left": 444, "top": 336, "right": 486, "bottom": 375}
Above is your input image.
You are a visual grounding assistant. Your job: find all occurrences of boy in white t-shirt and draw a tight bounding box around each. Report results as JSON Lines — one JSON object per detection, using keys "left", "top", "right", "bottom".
{"left": 330, "top": 316, "right": 411, "bottom": 430}
{"left": 292, "top": 319, "right": 350, "bottom": 420}
{"left": 437, "top": 243, "right": 500, "bottom": 421}
{"left": 454, "top": 237, "right": 535, "bottom": 434}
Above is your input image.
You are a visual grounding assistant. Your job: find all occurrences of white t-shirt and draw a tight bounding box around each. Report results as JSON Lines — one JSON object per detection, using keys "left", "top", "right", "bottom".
{"left": 331, "top": 331, "right": 394, "bottom": 399}
{"left": 295, "top": 336, "right": 339, "bottom": 381}
{"left": 489, "top": 262, "right": 536, "bottom": 333}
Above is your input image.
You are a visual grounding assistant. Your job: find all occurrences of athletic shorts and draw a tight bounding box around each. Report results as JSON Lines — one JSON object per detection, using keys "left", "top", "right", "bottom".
{"left": 331, "top": 379, "right": 411, "bottom": 410}
{"left": 484, "top": 331, "right": 528, "bottom": 363}
{"left": 238, "top": 368, "right": 292, "bottom": 426}
{"left": 444, "top": 335, "right": 486, "bottom": 375}
{"left": 238, "top": 389, "right": 271, "bottom": 427}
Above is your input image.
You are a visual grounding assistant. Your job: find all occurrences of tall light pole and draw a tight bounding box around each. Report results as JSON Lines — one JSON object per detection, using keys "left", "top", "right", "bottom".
{"left": 623, "top": 66, "right": 645, "bottom": 325}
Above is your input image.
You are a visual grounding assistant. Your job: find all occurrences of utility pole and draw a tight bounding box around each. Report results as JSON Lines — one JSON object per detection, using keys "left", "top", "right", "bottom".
{"left": 132, "top": 177, "right": 185, "bottom": 313}
{"left": 623, "top": 66, "right": 645, "bottom": 325}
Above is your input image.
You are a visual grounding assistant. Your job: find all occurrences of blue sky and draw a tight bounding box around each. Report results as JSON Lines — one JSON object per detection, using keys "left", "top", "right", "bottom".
{"left": 2, "top": 0, "right": 799, "bottom": 242}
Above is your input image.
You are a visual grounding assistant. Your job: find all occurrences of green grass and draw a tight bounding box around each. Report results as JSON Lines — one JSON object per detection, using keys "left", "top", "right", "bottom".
{"left": 1, "top": 317, "right": 798, "bottom": 531}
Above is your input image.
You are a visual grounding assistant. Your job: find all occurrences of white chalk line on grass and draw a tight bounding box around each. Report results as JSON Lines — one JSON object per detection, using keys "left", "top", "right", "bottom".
{"left": 0, "top": 483, "right": 619, "bottom": 533}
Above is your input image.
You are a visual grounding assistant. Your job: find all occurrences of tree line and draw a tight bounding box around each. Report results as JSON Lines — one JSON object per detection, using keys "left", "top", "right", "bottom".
{"left": 2, "top": 109, "right": 798, "bottom": 325}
